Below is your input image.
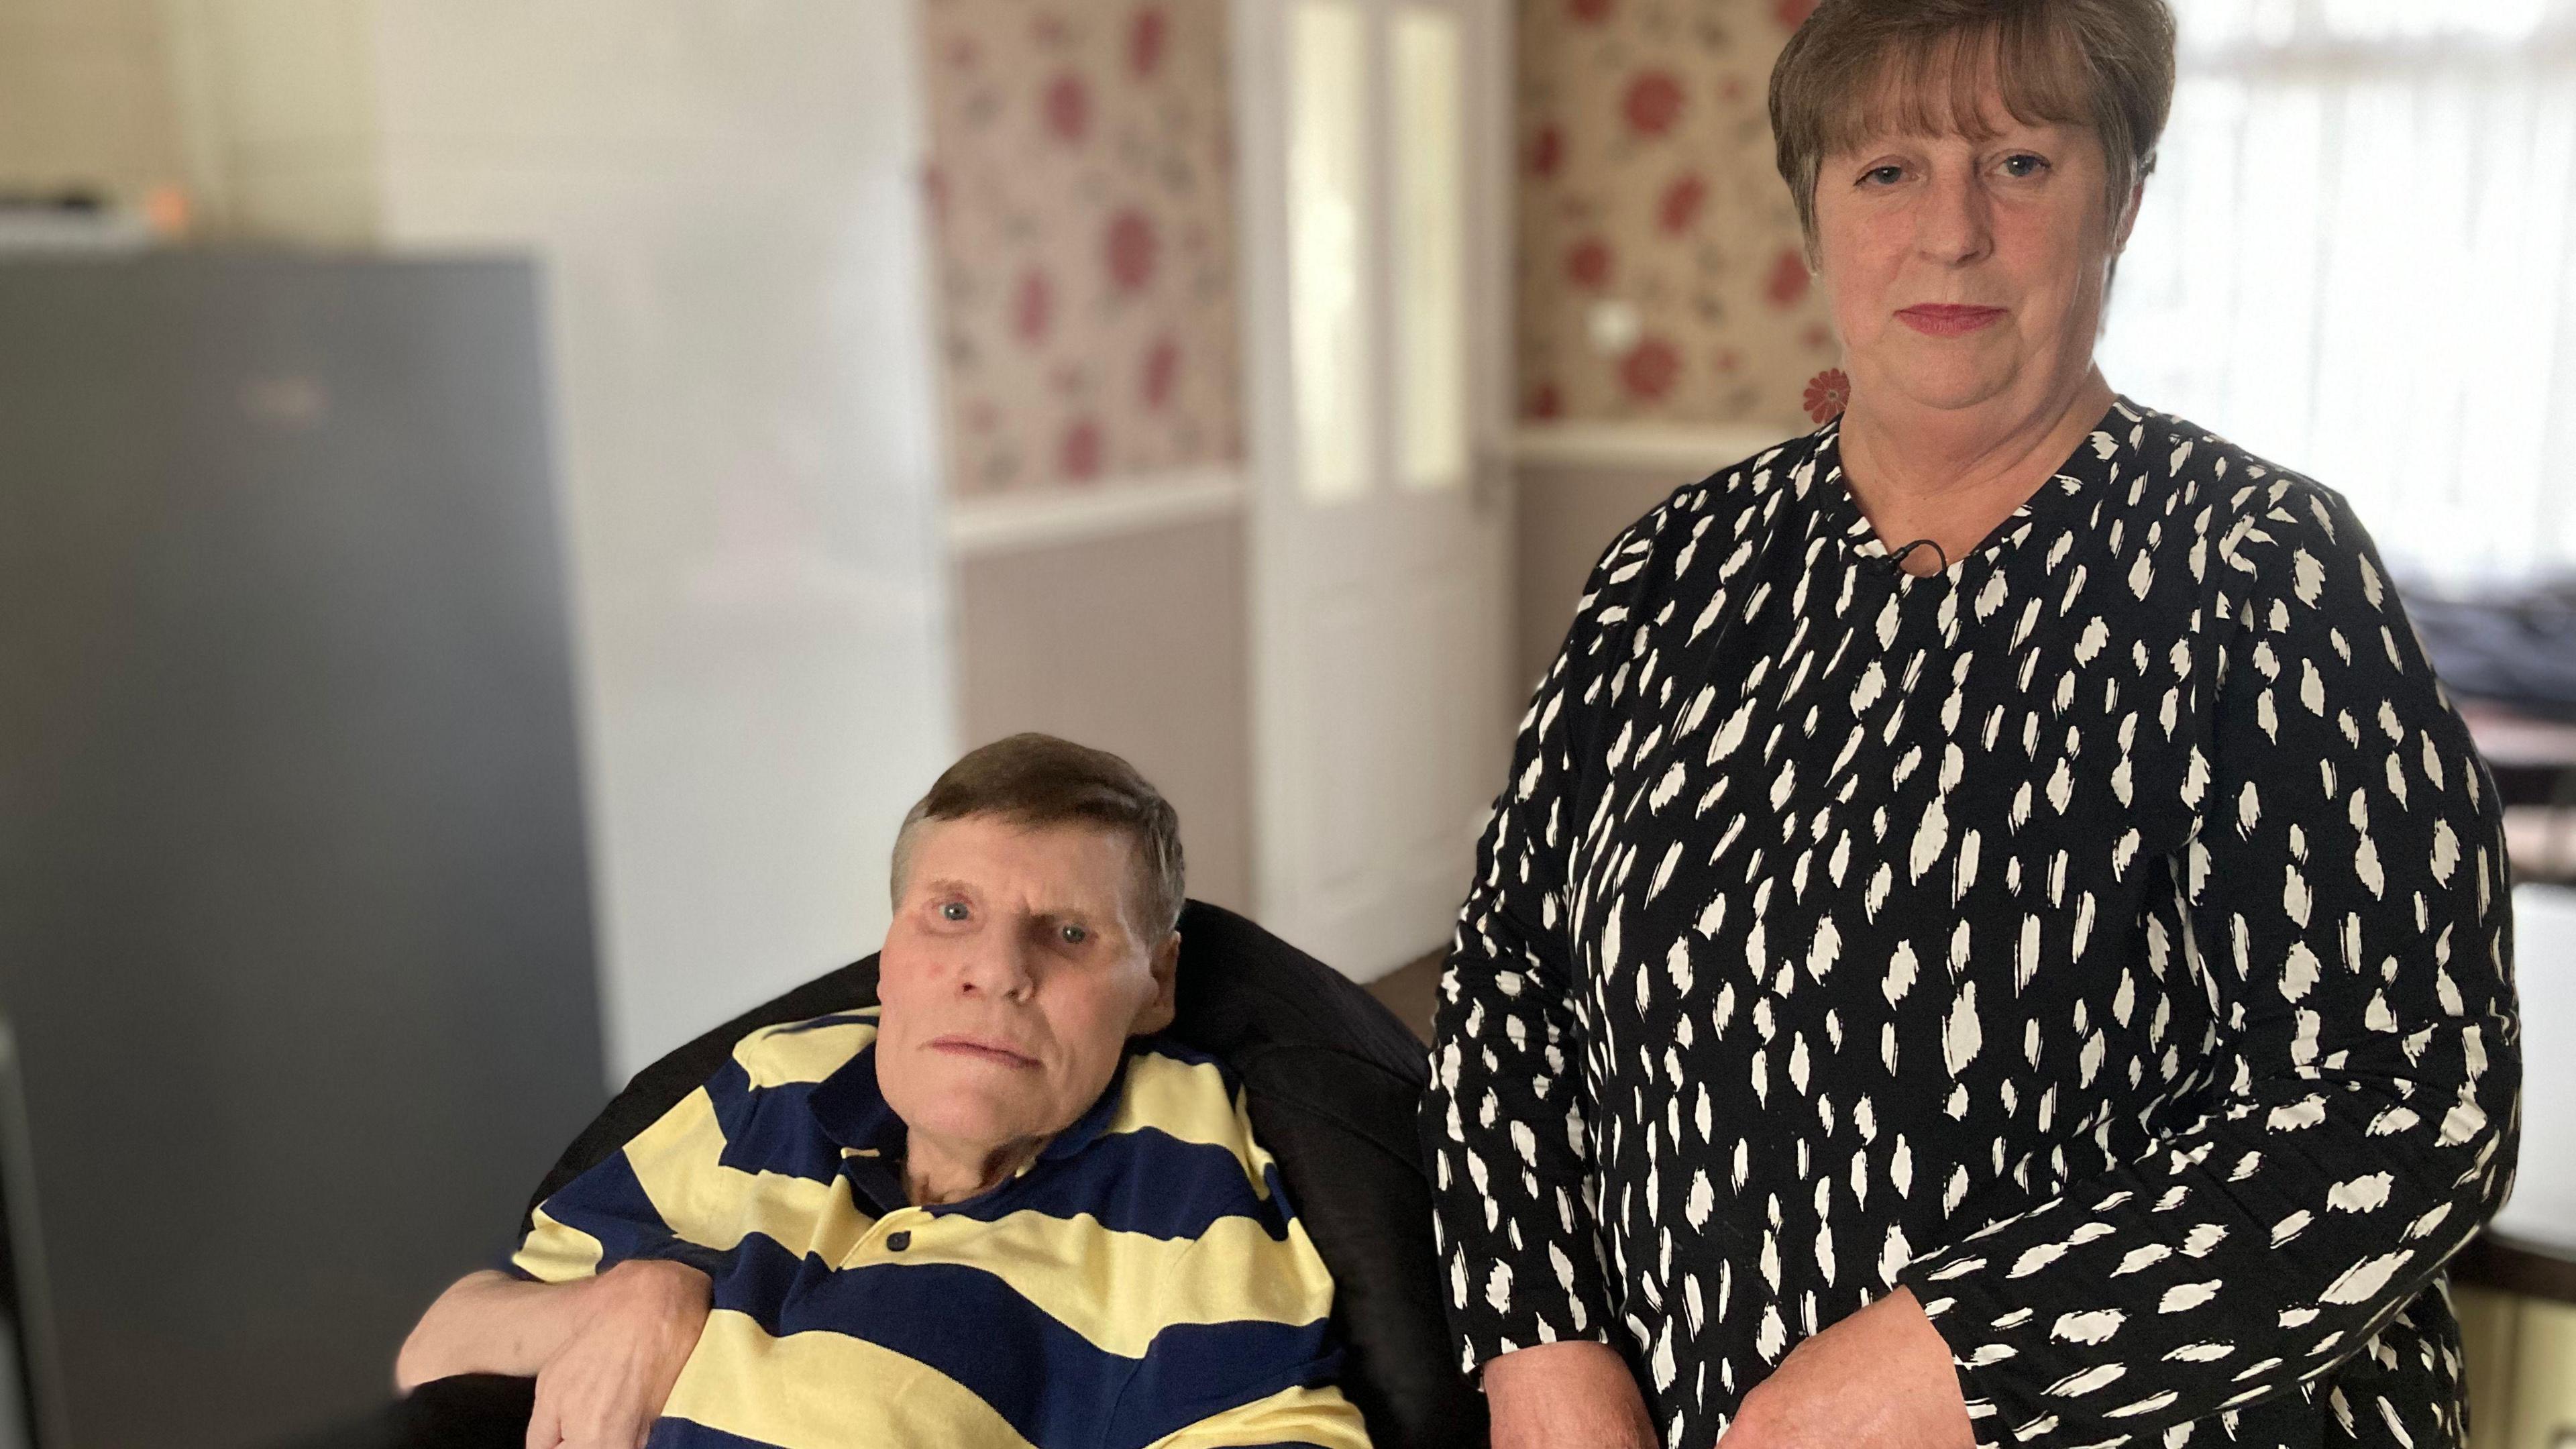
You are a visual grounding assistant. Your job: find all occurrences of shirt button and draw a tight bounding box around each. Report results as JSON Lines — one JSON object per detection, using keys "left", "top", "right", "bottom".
{"left": 886, "top": 1230, "right": 912, "bottom": 1252}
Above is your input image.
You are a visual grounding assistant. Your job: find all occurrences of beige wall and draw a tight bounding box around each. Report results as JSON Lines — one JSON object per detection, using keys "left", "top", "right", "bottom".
{"left": 1513, "top": 0, "right": 1835, "bottom": 429}
{"left": 1514, "top": 462, "right": 1691, "bottom": 692}
{"left": 0, "top": 0, "right": 187, "bottom": 205}
{"left": 955, "top": 514, "right": 1253, "bottom": 914}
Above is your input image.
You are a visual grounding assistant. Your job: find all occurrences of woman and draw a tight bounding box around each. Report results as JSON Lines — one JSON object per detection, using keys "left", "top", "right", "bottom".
{"left": 1423, "top": 3, "right": 2520, "bottom": 1447}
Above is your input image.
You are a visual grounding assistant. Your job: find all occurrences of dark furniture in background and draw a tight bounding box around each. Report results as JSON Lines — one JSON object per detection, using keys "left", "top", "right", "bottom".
{"left": 0, "top": 255, "right": 606, "bottom": 1448}
{"left": 397, "top": 900, "right": 1485, "bottom": 1449}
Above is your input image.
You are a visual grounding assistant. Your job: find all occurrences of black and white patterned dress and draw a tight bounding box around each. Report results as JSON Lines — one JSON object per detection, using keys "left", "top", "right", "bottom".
{"left": 1424, "top": 399, "right": 2520, "bottom": 1448}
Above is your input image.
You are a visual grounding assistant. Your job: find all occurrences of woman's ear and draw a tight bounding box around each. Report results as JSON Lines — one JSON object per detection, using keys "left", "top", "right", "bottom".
{"left": 1133, "top": 930, "right": 1182, "bottom": 1035}
{"left": 2112, "top": 176, "right": 2147, "bottom": 253}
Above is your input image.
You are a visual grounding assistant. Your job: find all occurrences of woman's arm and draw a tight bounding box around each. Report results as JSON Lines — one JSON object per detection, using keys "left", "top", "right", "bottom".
{"left": 1893, "top": 481, "right": 2519, "bottom": 1446}
{"left": 1422, "top": 513, "right": 1670, "bottom": 1440}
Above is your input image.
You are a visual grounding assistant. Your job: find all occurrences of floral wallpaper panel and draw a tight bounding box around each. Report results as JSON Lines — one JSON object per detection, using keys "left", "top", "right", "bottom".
{"left": 1517, "top": 0, "right": 1841, "bottom": 429}
{"left": 921, "top": 0, "right": 1244, "bottom": 498}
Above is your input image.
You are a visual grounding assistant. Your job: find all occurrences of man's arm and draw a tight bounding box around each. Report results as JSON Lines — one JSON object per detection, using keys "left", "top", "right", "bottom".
{"left": 394, "top": 1260, "right": 705, "bottom": 1389}
{"left": 398, "top": 1260, "right": 711, "bottom": 1449}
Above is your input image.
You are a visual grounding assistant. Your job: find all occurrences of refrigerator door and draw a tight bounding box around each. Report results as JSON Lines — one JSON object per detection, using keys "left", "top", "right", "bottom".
{"left": 0, "top": 254, "right": 604, "bottom": 1448}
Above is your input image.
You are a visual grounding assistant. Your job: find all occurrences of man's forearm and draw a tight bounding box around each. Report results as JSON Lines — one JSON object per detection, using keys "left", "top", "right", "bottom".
{"left": 394, "top": 1269, "right": 603, "bottom": 1391}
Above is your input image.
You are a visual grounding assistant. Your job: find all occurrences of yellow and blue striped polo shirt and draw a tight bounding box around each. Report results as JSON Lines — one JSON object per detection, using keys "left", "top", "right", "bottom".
{"left": 511, "top": 1007, "right": 1371, "bottom": 1449}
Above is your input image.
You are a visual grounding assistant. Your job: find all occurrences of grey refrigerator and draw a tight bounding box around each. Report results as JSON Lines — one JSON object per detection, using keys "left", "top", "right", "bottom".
{"left": 0, "top": 254, "right": 607, "bottom": 1447}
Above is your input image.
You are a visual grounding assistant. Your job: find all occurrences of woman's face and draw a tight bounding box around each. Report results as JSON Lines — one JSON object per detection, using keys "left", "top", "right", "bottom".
{"left": 1811, "top": 99, "right": 2135, "bottom": 421}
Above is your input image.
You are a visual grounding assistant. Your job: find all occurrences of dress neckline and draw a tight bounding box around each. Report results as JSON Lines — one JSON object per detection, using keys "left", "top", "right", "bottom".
{"left": 1809, "top": 395, "right": 2142, "bottom": 587}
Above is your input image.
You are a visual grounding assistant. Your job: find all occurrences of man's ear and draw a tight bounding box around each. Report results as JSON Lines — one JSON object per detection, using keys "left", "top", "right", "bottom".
{"left": 1134, "top": 930, "right": 1181, "bottom": 1036}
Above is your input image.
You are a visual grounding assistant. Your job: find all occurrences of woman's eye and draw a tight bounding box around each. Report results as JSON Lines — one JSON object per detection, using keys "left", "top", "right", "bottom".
{"left": 1059, "top": 924, "right": 1088, "bottom": 945}
{"left": 1861, "top": 164, "right": 1904, "bottom": 186}
{"left": 938, "top": 902, "right": 969, "bottom": 922}
{"left": 2000, "top": 153, "right": 2048, "bottom": 178}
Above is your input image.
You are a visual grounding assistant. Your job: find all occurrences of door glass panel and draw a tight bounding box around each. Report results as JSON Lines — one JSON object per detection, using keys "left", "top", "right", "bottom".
{"left": 1287, "top": 0, "right": 1373, "bottom": 504}
{"left": 1392, "top": 5, "right": 1468, "bottom": 491}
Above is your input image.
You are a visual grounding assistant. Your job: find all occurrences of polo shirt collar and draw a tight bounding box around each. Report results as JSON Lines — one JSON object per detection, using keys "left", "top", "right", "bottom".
{"left": 805, "top": 1037, "right": 1143, "bottom": 1176}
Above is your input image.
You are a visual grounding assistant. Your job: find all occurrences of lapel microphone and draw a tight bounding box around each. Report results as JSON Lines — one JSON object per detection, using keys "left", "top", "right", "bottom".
{"left": 1880, "top": 537, "right": 1950, "bottom": 576}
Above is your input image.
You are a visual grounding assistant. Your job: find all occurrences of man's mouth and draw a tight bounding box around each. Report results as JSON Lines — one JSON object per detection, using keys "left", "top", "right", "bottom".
{"left": 929, "top": 1036, "right": 1039, "bottom": 1068}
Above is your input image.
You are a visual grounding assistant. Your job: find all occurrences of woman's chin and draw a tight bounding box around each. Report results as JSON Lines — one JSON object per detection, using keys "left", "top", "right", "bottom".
{"left": 1876, "top": 362, "right": 2022, "bottom": 417}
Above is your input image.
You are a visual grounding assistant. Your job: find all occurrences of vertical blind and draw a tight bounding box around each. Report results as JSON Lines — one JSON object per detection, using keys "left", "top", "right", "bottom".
{"left": 2098, "top": 0, "right": 2576, "bottom": 584}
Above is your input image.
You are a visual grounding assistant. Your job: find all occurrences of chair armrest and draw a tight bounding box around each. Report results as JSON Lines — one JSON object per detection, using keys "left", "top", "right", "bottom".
{"left": 387, "top": 1373, "right": 535, "bottom": 1449}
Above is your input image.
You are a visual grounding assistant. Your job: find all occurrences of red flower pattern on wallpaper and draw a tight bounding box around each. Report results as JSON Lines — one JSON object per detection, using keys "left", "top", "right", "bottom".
{"left": 1564, "top": 237, "right": 1613, "bottom": 290}
{"left": 1622, "top": 70, "right": 1686, "bottom": 137}
{"left": 1777, "top": 0, "right": 1821, "bottom": 29}
{"left": 1803, "top": 368, "right": 1849, "bottom": 423}
{"left": 1621, "top": 337, "right": 1682, "bottom": 400}
{"left": 924, "top": 1, "right": 1239, "bottom": 496}
{"left": 1106, "top": 209, "right": 1159, "bottom": 294}
{"left": 1765, "top": 247, "right": 1813, "bottom": 307}
{"left": 1517, "top": 2, "right": 1835, "bottom": 424}
{"left": 1142, "top": 337, "right": 1181, "bottom": 410}
{"left": 1659, "top": 173, "right": 1707, "bottom": 234}
{"left": 1044, "top": 72, "right": 1091, "bottom": 143}
{"left": 1061, "top": 418, "right": 1105, "bottom": 480}
{"left": 1528, "top": 125, "right": 1563, "bottom": 178}
{"left": 1012, "top": 268, "right": 1054, "bottom": 344}
{"left": 1129, "top": 6, "right": 1167, "bottom": 77}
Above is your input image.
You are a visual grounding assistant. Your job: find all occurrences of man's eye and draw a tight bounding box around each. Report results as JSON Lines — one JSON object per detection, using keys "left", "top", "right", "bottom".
{"left": 1059, "top": 924, "right": 1088, "bottom": 945}
{"left": 939, "top": 902, "right": 969, "bottom": 922}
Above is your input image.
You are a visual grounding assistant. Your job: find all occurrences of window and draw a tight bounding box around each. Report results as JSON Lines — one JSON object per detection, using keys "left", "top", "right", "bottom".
{"left": 1286, "top": 0, "right": 1474, "bottom": 503}
{"left": 2099, "top": 0, "right": 2576, "bottom": 582}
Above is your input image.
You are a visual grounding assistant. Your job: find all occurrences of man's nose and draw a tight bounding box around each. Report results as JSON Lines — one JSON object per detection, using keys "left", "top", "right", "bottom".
{"left": 1915, "top": 168, "right": 1993, "bottom": 266}
{"left": 955, "top": 922, "right": 1038, "bottom": 1000}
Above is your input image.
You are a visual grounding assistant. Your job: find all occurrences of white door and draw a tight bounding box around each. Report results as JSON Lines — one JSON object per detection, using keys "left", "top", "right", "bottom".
{"left": 1232, "top": 0, "right": 1515, "bottom": 981}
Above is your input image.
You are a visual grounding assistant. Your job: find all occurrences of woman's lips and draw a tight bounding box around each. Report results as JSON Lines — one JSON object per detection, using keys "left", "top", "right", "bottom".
{"left": 930, "top": 1036, "right": 1038, "bottom": 1068}
{"left": 1896, "top": 305, "right": 2006, "bottom": 337}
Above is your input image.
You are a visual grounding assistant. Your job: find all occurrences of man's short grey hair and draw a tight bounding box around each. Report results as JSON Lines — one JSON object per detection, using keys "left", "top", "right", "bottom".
{"left": 890, "top": 733, "right": 1186, "bottom": 938}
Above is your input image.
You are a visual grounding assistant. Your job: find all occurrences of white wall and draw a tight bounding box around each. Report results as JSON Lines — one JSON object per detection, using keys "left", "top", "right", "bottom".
{"left": 361, "top": 1, "right": 956, "bottom": 1080}
{"left": 151, "top": 0, "right": 958, "bottom": 1081}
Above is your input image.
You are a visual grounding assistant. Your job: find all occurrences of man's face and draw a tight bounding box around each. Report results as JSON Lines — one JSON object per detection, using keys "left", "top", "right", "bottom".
{"left": 875, "top": 815, "right": 1179, "bottom": 1174}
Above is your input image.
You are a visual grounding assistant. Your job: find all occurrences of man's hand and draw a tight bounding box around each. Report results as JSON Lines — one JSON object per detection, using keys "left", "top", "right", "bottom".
{"left": 1485, "top": 1339, "right": 1660, "bottom": 1449}
{"left": 1721, "top": 1287, "right": 1975, "bottom": 1449}
{"left": 525, "top": 1259, "right": 712, "bottom": 1449}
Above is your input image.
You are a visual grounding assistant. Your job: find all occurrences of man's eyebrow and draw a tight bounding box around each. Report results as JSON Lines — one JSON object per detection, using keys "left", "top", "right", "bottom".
{"left": 918, "top": 875, "right": 979, "bottom": 898}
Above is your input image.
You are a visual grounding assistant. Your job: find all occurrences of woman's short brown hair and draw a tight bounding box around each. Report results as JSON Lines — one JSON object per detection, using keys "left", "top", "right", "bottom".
{"left": 890, "top": 732, "right": 1187, "bottom": 937}
{"left": 1769, "top": 0, "right": 2177, "bottom": 254}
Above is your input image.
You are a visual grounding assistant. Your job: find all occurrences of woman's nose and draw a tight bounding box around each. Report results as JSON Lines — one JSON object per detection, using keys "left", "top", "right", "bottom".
{"left": 1915, "top": 170, "right": 1993, "bottom": 265}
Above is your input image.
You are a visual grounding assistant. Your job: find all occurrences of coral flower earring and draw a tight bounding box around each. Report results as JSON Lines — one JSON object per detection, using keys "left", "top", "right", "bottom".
{"left": 1803, "top": 368, "right": 1849, "bottom": 424}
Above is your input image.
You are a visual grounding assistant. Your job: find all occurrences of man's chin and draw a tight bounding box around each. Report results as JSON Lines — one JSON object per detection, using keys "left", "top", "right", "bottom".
{"left": 894, "top": 1087, "right": 1049, "bottom": 1155}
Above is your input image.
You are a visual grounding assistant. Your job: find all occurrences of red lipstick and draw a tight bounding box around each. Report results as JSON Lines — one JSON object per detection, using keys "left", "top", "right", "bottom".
{"left": 1896, "top": 305, "right": 2006, "bottom": 337}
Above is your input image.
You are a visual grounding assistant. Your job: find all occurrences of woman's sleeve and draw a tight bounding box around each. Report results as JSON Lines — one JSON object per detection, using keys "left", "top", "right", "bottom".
{"left": 1421, "top": 516, "right": 1660, "bottom": 1373}
{"left": 1896, "top": 482, "right": 2520, "bottom": 1446}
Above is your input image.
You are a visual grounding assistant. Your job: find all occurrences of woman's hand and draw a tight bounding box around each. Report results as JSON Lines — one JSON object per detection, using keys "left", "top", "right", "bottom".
{"left": 1721, "top": 1288, "right": 1974, "bottom": 1449}
{"left": 525, "top": 1258, "right": 713, "bottom": 1449}
{"left": 1485, "top": 1340, "right": 1660, "bottom": 1449}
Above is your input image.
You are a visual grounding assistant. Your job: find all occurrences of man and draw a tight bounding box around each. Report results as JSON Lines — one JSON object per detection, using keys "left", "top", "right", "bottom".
{"left": 398, "top": 734, "right": 1371, "bottom": 1448}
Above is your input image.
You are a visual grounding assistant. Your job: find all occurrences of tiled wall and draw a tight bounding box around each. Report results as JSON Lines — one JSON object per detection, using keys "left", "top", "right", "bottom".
{"left": 920, "top": 0, "right": 1244, "bottom": 498}
{"left": 1515, "top": 0, "right": 1838, "bottom": 429}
